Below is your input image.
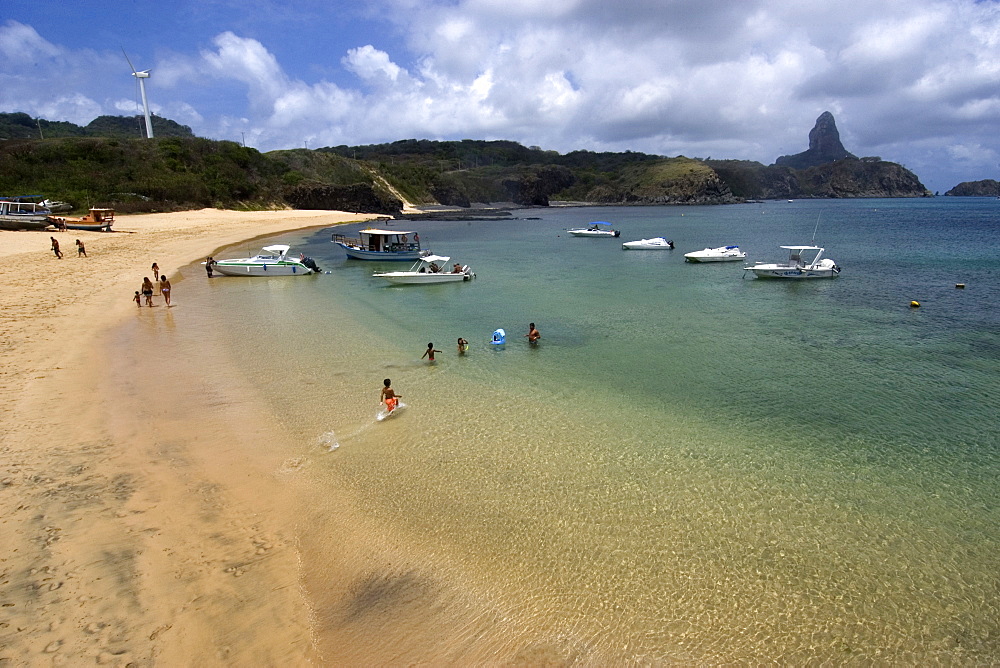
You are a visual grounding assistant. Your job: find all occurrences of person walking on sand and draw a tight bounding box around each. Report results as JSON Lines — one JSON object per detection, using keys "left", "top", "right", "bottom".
{"left": 50, "top": 237, "right": 62, "bottom": 259}
{"left": 422, "top": 342, "right": 442, "bottom": 362}
{"left": 159, "top": 275, "right": 172, "bottom": 306}
{"left": 141, "top": 277, "right": 154, "bottom": 307}
{"left": 525, "top": 322, "right": 541, "bottom": 343}
{"left": 75, "top": 239, "right": 86, "bottom": 257}
{"left": 380, "top": 378, "right": 402, "bottom": 412}
{"left": 152, "top": 262, "right": 160, "bottom": 293}
{"left": 133, "top": 291, "right": 142, "bottom": 308}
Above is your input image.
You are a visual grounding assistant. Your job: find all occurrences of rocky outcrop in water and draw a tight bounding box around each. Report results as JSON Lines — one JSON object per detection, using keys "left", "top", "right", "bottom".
{"left": 945, "top": 179, "right": 1000, "bottom": 196}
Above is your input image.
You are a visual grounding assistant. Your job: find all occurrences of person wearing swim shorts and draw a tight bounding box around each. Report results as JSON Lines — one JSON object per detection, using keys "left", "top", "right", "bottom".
{"left": 380, "top": 378, "right": 401, "bottom": 412}
{"left": 525, "top": 322, "right": 541, "bottom": 342}
{"left": 141, "top": 277, "right": 154, "bottom": 306}
{"left": 422, "top": 342, "right": 441, "bottom": 362}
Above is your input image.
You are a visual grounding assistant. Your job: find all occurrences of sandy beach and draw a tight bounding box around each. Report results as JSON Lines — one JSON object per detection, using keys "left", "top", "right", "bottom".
{"left": 0, "top": 209, "right": 380, "bottom": 665}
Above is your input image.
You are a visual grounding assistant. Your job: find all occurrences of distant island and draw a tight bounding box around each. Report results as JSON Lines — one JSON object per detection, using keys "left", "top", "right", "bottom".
{"left": 945, "top": 179, "right": 1000, "bottom": 196}
{"left": 1, "top": 110, "right": 933, "bottom": 215}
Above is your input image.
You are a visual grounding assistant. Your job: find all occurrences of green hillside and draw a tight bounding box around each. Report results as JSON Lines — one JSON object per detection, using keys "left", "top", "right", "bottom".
{"left": 0, "top": 113, "right": 932, "bottom": 215}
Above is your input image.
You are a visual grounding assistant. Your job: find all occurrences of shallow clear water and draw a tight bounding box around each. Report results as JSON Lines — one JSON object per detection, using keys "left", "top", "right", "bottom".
{"left": 166, "top": 198, "right": 1000, "bottom": 662}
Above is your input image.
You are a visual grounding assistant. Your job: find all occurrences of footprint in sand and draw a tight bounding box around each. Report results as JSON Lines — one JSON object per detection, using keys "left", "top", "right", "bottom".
{"left": 276, "top": 457, "right": 307, "bottom": 474}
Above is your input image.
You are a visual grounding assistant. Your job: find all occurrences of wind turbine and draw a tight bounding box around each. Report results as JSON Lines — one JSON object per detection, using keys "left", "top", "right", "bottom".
{"left": 122, "top": 48, "right": 154, "bottom": 139}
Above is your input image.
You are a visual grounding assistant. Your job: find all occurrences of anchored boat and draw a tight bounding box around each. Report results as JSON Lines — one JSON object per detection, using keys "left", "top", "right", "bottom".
{"left": 373, "top": 255, "right": 474, "bottom": 284}
{"left": 211, "top": 245, "right": 321, "bottom": 276}
{"left": 332, "top": 228, "right": 426, "bottom": 260}
{"left": 744, "top": 245, "right": 841, "bottom": 279}
{"left": 684, "top": 245, "right": 746, "bottom": 262}
{"left": 568, "top": 221, "right": 620, "bottom": 237}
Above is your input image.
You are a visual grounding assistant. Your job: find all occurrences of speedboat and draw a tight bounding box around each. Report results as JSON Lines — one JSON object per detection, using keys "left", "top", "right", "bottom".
{"left": 744, "top": 245, "right": 841, "bottom": 279}
{"left": 568, "top": 221, "right": 620, "bottom": 237}
{"left": 0, "top": 196, "right": 52, "bottom": 230}
{"left": 332, "top": 228, "right": 426, "bottom": 260}
{"left": 211, "top": 244, "right": 321, "bottom": 276}
{"left": 373, "top": 255, "right": 474, "bottom": 284}
{"left": 622, "top": 237, "right": 674, "bottom": 250}
{"left": 684, "top": 245, "right": 747, "bottom": 262}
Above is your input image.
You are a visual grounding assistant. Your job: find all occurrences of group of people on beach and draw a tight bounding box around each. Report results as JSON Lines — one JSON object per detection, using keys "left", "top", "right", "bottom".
{"left": 382, "top": 323, "right": 541, "bottom": 414}
{"left": 133, "top": 261, "right": 172, "bottom": 308}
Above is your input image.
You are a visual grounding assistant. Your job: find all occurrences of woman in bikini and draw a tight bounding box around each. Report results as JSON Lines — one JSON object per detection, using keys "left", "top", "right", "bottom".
{"left": 159, "top": 275, "right": 172, "bottom": 306}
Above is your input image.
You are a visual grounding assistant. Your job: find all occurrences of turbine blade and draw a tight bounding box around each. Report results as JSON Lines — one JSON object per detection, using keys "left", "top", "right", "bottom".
{"left": 121, "top": 47, "right": 137, "bottom": 74}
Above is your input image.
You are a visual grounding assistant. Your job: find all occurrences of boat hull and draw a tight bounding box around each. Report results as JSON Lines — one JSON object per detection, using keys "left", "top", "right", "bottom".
{"left": 336, "top": 242, "right": 424, "bottom": 261}
{"left": 212, "top": 262, "right": 316, "bottom": 276}
{"left": 375, "top": 273, "right": 471, "bottom": 284}
{"left": 684, "top": 246, "right": 746, "bottom": 262}
{"left": 623, "top": 238, "right": 673, "bottom": 250}
{"left": 569, "top": 230, "right": 620, "bottom": 237}
{"left": 64, "top": 222, "right": 113, "bottom": 232}
{"left": 0, "top": 217, "right": 51, "bottom": 231}
{"left": 746, "top": 265, "right": 840, "bottom": 279}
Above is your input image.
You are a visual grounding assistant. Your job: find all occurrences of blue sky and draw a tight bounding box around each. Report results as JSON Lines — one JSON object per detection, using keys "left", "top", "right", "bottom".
{"left": 3, "top": 0, "right": 1000, "bottom": 193}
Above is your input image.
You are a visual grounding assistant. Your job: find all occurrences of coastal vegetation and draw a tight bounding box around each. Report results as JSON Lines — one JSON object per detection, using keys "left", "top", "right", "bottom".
{"left": 1, "top": 111, "right": 933, "bottom": 215}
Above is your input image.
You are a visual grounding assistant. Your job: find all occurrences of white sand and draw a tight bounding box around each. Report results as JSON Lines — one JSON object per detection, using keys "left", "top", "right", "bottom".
{"left": 0, "top": 209, "right": 382, "bottom": 665}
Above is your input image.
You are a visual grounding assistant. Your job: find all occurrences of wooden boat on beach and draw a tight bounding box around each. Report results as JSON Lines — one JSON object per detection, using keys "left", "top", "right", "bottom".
{"left": 54, "top": 208, "right": 115, "bottom": 232}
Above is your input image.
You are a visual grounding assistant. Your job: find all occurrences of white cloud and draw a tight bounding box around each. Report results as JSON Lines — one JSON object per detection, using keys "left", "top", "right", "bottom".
{"left": 3, "top": 1, "right": 1000, "bottom": 192}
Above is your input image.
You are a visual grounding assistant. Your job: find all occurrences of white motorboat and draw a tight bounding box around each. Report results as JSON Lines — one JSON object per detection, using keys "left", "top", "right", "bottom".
{"left": 622, "top": 237, "right": 674, "bottom": 250}
{"left": 332, "top": 228, "right": 426, "bottom": 260}
{"left": 373, "top": 255, "right": 475, "bottom": 284}
{"left": 211, "top": 244, "right": 321, "bottom": 276}
{"left": 744, "top": 245, "right": 841, "bottom": 279}
{"left": 568, "top": 221, "right": 620, "bottom": 237}
{"left": 684, "top": 245, "right": 747, "bottom": 262}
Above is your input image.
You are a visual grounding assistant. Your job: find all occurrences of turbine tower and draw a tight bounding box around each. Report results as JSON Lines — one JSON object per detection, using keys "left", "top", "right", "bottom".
{"left": 123, "top": 49, "right": 154, "bottom": 139}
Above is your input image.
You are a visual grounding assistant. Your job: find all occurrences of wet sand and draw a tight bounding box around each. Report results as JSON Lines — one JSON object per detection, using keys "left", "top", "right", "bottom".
{"left": 0, "top": 209, "right": 380, "bottom": 665}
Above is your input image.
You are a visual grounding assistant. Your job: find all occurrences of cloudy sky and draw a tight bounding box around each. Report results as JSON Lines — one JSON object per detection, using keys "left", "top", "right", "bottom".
{"left": 2, "top": 0, "right": 999, "bottom": 193}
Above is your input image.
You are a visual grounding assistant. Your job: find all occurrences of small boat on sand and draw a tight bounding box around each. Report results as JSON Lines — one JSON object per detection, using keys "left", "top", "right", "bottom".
{"left": 568, "top": 222, "right": 620, "bottom": 237}
{"left": 622, "top": 237, "right": 674, "bottom": 250}
{"left": 373, "top": 255, "right": 474, "bottom": 284}
{"left": 0, "top": 196, "right": 52, "bottom": 230}
{"left": 744, "top": 245, "right": 841, "bottom": 279}
{"left": 58, "top": 208, "right": 115, "bottom": 232}
{"left": 684, "top": 245, "right": 746, "bottom": 262}
{"left": 211, "top": 245, "right": 321, "bottom": 276}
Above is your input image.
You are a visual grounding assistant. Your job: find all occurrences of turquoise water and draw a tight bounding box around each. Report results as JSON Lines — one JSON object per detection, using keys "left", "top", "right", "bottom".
{"left": 173, "top": 199, "right": 999, "bottom": 662}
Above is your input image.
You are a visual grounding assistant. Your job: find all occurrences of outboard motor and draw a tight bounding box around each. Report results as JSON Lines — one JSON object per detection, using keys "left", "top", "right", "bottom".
{"left": 301, "top": 256, "right": 321, "bottom": 273}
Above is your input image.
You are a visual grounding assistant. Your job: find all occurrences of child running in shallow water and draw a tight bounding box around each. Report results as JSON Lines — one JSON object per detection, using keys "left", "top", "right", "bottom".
{"left": 421, "top": 342, "right": 442, "bottom": 362}
{"left": 380, "top": 378, "right": 401, "bottom": 412}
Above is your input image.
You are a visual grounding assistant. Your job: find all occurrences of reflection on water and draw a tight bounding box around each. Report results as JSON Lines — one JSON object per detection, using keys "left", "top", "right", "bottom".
{"left": 142, "top": 201, "right": 999, "bottom": 662}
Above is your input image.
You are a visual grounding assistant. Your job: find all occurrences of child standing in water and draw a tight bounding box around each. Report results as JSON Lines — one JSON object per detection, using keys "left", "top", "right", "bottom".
{"left": 380, "top": 378, "right": 402, "bottom": 412}
{"left": 457, "top": 337, "right": 469, "bottom": 354}
{"left": 421, "top": 342, "right": 442, "bottom": 362}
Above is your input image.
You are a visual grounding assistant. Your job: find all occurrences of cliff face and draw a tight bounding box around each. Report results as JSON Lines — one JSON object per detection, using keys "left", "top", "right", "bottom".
{"left": 775, "top": 111, "right": 856, "bottom": 169}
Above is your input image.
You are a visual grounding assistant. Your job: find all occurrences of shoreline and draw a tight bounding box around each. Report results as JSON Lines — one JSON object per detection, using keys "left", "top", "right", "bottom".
{"left": 0, "top": 208, "right": 380, "bottom": 664}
